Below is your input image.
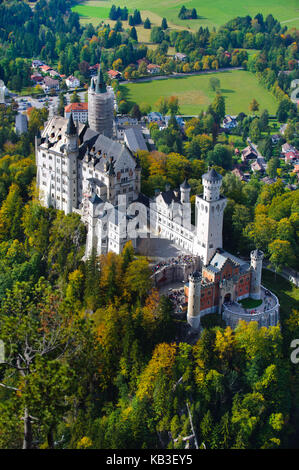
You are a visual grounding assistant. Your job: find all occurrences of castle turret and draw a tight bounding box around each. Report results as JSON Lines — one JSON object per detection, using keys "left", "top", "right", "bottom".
{"left": 195, "top": 169, "right": 227, "bottom": 265}
{"left": 187, "top": 271, "right": 202, "bottom": 330}
{"left": 180, "top": 179, "right": 191, "bottom": 204}
{"left": 88, "top": 64, "right": 114, "bottom": 138}
{"left": 250, "top": 249, "right": 264, "bottom": 299}
{"left": 203, "top": 168, "right": 222, "bottom": 201}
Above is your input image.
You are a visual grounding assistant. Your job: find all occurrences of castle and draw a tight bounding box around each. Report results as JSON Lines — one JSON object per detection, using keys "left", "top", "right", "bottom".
{"left": 35, "top": 67, "right": 280, "bottom": 330}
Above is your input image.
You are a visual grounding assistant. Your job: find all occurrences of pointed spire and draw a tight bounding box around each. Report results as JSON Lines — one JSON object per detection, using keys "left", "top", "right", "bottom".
{"left": 95, "top": 63, "right": 107, "bottom": 94}
{"left": 66, "top": 112, "right": 77, "bottom": 136}
{"left": 180, "top": 178, "right": 190, "bottom": 189}
{"left": 90, "top": 78, "right": 95, "bottom": 91}
{"left": 108, "top": 157, "right": 115, "bottom": 176}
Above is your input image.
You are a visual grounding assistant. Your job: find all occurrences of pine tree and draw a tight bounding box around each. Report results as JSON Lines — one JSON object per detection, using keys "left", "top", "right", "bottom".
{"left": 130, "top": 26, "right": 138, "bottom": 41}
{"left": 178, "top": 5, "right": 187, "bottom": 19}
{"left": 144, "top": 17, "right": 151, "bottom": 29}
{"left": 133, "top": 9, "right": 142, "bottom": 25}
{"left": 109, "top": 5, "right": 117, "bottom": 20}
{"left": 191, "top": 8, "right": 197, "bottom": 19}
{"left": 161, "top": 18, "right": 168, "bottom": 30}
{"left": 121, "top": 6, "right": 128, "bottom": 21}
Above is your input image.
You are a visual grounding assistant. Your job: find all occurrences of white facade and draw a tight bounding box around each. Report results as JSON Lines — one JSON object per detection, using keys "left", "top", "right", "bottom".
{"left": 36, "top": 112, "right": 141, "bottom": 257}
{"left": 36, "top": 71, "right": 228, "bottom": 265}
{"left": 66, "top": 76, "right": 80, "bottom": 89}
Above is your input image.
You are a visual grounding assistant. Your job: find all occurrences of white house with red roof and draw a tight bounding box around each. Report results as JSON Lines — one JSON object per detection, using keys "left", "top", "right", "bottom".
{"left": 65, "top": 75, "right": 80, "bottom": 89}
{"left": 64, "top": 102, "right": 88, "bottom": 123}
{"left": 107, "top": 70, "right": 122, "bottom": 80}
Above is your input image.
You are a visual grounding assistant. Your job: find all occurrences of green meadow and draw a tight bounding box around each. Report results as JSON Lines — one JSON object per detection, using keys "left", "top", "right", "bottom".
{"left": 72, "top": 0, "right": 299, "bottom": 30}
{"left": 121, "top": 70, "right": 279, "bottom": 115}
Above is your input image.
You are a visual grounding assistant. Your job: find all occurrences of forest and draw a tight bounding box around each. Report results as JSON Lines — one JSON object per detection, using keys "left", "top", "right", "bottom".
{"left": 0, "top": 100, "right": 298, "bottom": 449}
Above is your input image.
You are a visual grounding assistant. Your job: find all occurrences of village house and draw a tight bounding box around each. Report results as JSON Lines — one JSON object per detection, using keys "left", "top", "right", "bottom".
{"left": 49, "top": 70, "right": 60, "bottom": 78}
{"left": 123, "top": 127, "right": 148, "bottom": 153}
{"left": 89, "top": 64, "right": 100, "bottom": 76}
{"left": 42, "top": 76, "right": 59, "bottom": 93}
{"left": 284, "top": 150, "right": 299, "bottom": 164}
{"left": 174, "top": 52, "right": 187, "bottom": 61}
{"left": 147, "top": 111, "right": 164, "bottom": 124}
{"left": 32, "top": 59, "right": 44, "bottom": 69}
{"left": 65, "top": 75, "right": 80, "bottom": 89}
{"left": 281, "top": 142, "right": 298, "bottom": 155}
{"left": 31, "top": 74, "right": 44, "bottom": 84}
{"left": 251, "top": 157, "right": 267, "bottom": 173}
{"left": 222, "top": 115, "right": 237, "bottom": 130}
{"left": 40, "top": 65, "right": 52, "bottom": 74}
{"left": 241, "top": 145, "right": 258, "bottom": 161}
{"left": 64, "top": 102, "right": 88, "bottom": 123}
{"left": 107, "top": 70, "right": 122, "bottom": 80}
{"left": 232, "top": 168, "right": 245, "bottom": 181}
{"left": 146, "top": 64, "right": 161, "bottom": 75}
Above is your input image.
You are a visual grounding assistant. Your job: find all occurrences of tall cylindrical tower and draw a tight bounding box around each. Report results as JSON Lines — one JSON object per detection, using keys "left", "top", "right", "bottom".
{"left": 250, "top": 249, "right": 264, "bottom": 299}
{"left": 202, "top": 168, "right": 222, "bottom": 202}
{"left": 180, "top": 179, "right": 191, "bottom": 204}
{"left": 187, "top": 271, "right": 202, "bottom": 330}
{"left": 88, "top": 65, "right": 114, "bottom": 138}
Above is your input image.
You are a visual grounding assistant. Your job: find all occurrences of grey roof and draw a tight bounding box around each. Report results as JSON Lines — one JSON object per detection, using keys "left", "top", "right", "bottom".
{"left": 133, "top": 192, "right": 150, "bottom": 207}
{"left": 124, "top": 127, "right": 147, "bottom": 153}
{"left": 180, "top": 178, "right": 190, "bottom": 189}
{"left": 66, "top": 113, "right": 76, "bottom": 135}
{"left": 87, "top": 177, "right": 106, "bottom": 188}
{"left": 95, "top": 64, "right": 107, "bottom": 94}
{"left": 160, "top": 189, "right": 181, "bottom": 206}
{"left": 251, "top": 249, "right": 264, "bottom": 258}
{"left": 209, "top": 250, "right": 250, "bottom": 272}
{"left": 203, "top": 168, "right": 222, "bottom": 181}
{"left": 90, "top": 193, "right": 103, "bottom": 205}
{"left": 206, "top": 264, "right": 220, "bottom": 273}
{"left": 40, "top": 115, "right": 137, "bottom": 174}
{"left": 79, "top": 129, "right": 135, "bottom": 172}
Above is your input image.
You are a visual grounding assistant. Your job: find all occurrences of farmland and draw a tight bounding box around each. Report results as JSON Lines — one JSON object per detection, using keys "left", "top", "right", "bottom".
{"left": 121, "top": 70, "right": 279, "bottom": 115}
{"left": 72, "top": 0, "right": 299, "bottom": 30}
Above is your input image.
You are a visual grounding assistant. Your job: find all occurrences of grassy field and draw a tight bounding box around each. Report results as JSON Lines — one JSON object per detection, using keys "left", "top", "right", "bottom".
{"left": 72, "top": 0, "right": 299, "bottom": 31}
{"left": 121, "top": 70, "right": 279, "bottom": 115}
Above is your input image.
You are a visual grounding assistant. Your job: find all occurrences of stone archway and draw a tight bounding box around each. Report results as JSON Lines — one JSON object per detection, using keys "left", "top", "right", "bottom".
{"left": 224, "top": 293, "right": 231, "bottom": 303}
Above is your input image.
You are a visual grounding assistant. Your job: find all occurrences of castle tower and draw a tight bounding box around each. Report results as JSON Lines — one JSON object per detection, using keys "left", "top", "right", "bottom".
{"left": 187, "top": 271, "right": 202, "bottom": 330}
{"left": 195, "top": 169, "right": 227, "bottom": 265}
{"left": 250, "top": 249, "right": 264, "bottom": 299}
{"left": 180, "top": 179, "right": 191, "bottom": 204}
{"left": 65, "top": 113, "right": 79, "bottom": 214}
{"left": 88, "top": 65, "right": 114, "bottom": 138}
